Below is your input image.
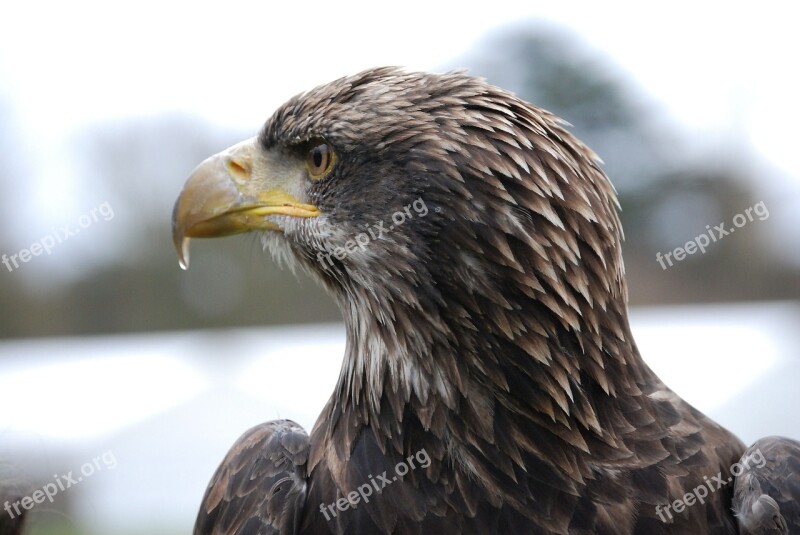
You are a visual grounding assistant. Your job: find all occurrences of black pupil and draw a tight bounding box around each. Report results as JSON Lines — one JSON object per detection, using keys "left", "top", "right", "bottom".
{"left": 313, "top": 146, "right": 325, "bottom": 169}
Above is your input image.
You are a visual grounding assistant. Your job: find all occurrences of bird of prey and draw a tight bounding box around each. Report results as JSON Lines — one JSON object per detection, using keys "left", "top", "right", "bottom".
{"left": 172, "top": 67, "right": 800, "bottom": 534}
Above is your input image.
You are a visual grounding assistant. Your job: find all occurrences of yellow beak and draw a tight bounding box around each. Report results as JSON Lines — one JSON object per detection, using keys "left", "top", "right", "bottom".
{"left": 172, "top": 138, "right": 320, "bottom": 269}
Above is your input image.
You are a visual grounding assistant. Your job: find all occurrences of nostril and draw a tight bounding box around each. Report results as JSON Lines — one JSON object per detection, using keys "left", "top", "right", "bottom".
{"left": 227, "top": 159, "right": 249, "bottom": 180}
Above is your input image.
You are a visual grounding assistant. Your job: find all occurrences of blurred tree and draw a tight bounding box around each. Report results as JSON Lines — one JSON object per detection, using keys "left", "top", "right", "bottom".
{"left": 0, "top": 98, "right": 36, "bottom": 334}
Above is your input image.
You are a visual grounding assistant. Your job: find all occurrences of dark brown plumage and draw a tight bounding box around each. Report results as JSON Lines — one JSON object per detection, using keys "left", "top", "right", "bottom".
{"left": 172, "top": 67, "right": 800, "bottom": 534}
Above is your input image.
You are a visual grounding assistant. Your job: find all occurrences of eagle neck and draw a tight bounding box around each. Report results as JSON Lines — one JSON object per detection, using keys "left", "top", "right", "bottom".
{"left": 333, "top": 288, "right": 452, "bottom": 425}
{"left": 325, "top": 271, "right": 659, "bottom": 477}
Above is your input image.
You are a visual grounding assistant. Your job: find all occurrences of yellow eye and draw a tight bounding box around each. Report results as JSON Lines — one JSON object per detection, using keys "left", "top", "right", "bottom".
{"left": 306, "top": 142, "right": 336, "bottom": 180}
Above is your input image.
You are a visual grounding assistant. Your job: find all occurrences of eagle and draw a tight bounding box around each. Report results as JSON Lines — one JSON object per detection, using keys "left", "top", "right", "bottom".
{"left": 172, "top": 67, "right": 800, "bottom": 534}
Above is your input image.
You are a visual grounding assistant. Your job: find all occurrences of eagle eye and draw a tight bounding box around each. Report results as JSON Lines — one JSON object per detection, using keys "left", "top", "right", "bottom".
{"left": 305, "top": 142, "right": 336, "bottom": 180}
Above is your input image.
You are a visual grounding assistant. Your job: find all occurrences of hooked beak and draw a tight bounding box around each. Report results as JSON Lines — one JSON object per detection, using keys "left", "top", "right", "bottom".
{"left": 172, "top": 137, "right": 320, "bottom": 269}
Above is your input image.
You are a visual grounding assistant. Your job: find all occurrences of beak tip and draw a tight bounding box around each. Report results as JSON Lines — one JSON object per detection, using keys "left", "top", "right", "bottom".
{"left": 177, "top": 237, "right": 191, "bottom": 270}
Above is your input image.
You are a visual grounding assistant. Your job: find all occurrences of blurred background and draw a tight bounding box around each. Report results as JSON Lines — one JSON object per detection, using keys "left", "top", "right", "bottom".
{"left": 1, "top": 1, "right": 798, "bottom": 534}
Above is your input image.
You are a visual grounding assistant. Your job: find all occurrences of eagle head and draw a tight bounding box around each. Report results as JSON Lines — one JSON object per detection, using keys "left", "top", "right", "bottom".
{"left": 174, "top": 66, "right": 632, "bottom": 429}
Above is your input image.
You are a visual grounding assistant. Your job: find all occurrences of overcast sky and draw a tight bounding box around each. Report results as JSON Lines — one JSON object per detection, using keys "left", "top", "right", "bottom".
{"left": 1, "top": 0, "right": 798, "bottom": 256}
